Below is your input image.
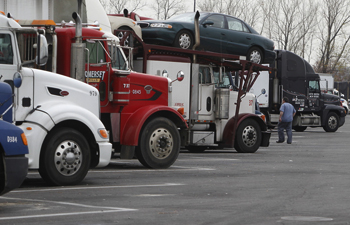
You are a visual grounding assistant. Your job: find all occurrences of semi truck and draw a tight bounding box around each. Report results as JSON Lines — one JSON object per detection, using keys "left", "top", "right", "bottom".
{"left": 124, "top": 12, "right": 272, "bottom": 153}
{"left": 251, "top": 50, "right": 346, "bottom": 132}
{"left": 0, "top": 13, "right": 112, "bottom": 185}
{"left": 0, "top": 81, "right": 28, "bottom": 195}
{"left": 17, "top": 13, "right": 188, "bottom": 169}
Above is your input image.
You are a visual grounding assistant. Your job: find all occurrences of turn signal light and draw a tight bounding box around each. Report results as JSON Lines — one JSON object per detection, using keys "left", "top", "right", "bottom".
{"left": 177, "top": 107, "right": 184, "bottom": 115}
{"left": 98, "top": 129, "right": 109, "bottom": 139}
{"left": 21, "top": 133, "right": 28, "bottom": 146}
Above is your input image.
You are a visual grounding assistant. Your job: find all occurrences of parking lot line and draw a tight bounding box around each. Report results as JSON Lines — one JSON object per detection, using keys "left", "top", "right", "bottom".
{"left": 0, "top": 196, "right": 137, "bottom": 221}
{"left": 90, "top": 166, "right": 216, "bottom": 173}
{"left": 10, "top": 183, "right": 185, "bottom": 193}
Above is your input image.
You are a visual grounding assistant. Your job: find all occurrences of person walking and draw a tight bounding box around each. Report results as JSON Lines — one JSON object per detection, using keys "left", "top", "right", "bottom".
{"left": 276, "top": 97, "right": 296, "bottom": 144}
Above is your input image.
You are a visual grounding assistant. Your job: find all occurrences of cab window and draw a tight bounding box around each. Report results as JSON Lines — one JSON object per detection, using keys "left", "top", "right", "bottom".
{"left": 199, "top": 67, "right": 211, "bottom": 84}
{"left": 0, "top": 33, "right": 13, "bottom": 64}
{"left": 85, "top": 41, "right": 106, "bottom": 64}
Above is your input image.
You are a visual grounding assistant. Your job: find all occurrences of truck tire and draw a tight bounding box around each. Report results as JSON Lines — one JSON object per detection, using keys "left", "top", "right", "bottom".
{"left": 293, "top": 126, "right": 307, "bottom": 132}
{"left": 323, "top": 112, "right": 339, "bottom": 132}
{"left": 234, "top": 119, "right": 261, "bottom": 153}
{"left": 137, "top": 117, "right": 180, "bottom": 169}
{"left": 39, "top": 128, "right": 91, "bottom": 186}
{"left": 186, "top": 146, "right": 207, "bottom": 153}
{"left": 0, "top": 153, "right": 4, "bottom": 194}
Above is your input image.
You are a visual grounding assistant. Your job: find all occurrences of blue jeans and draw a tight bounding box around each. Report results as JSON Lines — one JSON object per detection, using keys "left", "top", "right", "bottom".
{"left": 278, "top": 121, "right": 293, "bottom": 143}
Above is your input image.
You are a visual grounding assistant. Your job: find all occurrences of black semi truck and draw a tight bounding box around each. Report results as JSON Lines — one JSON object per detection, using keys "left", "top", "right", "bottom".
{"left": 253, "top": 50, "right": 346, "bottom": 132}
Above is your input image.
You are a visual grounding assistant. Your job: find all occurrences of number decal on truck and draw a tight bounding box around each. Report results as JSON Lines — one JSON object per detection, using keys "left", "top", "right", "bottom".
{"left": 132, "top": 90, "right": 142, "bottom": 94}
{"left": 90, "top": 91, "right": 98, "bottom": 96}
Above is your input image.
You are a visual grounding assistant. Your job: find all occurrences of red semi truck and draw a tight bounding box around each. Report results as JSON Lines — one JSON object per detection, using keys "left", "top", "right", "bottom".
{"left": 19, "top": 15, "right": 187, "bottom": 169}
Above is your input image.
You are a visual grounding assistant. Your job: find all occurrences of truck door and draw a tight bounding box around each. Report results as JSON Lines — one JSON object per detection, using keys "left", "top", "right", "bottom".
{"left": 191, "top": 65, "right": 215, "bottom": 121}
{"left": 85, "top": 40, "right": 110, "bottom": 107}
{"left": 307, "top": 79, "right": 321, "bottom": 111}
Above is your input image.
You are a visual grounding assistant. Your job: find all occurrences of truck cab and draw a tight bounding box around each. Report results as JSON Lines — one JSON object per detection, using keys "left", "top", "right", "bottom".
{"left": 0, "top": 14, "right": 112, "bottom": 186}
{"left": 0, "top": 81, "right": 28, "bottom": 195}
{"left": 256, "top": 50, "right": 346, "bottom": 132}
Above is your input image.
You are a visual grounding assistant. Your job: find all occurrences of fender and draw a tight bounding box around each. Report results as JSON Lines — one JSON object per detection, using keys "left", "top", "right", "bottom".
{"left": 25, "top": 101, "right": 107, "bottom": 143}
{"left": 120, "top": 105, "right": 187, "bottom": 146}
{"left": 222, "top": 113, "right": 267, "bottom": 148}
{"left": 0, "top": 120, "right": 28, "bottom": 156}
{"left": 321, "top": 104, "right": 346, "bottom": 127}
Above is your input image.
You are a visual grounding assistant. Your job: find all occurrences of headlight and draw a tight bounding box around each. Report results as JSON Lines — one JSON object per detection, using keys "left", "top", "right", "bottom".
{"left": 150, "top": 23, "right": 172, "bottom": 28}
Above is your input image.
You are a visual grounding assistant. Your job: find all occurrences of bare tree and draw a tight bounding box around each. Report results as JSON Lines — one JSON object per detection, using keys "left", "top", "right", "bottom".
{"left": 100, "top": 0, "right": 146, "bottom": 14}
{"left": 315, "top": 0, "right": 350, "bottom": 74}
{"left": 151, "top": 0, "right": 185, "bottom": 20}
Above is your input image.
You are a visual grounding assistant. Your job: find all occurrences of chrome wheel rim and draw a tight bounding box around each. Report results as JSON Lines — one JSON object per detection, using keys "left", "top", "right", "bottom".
{"left": 241, "top": 125, "right": 257, "bottom": 147}
{"left": 149, "top": 128, "right": 174, "bottom": 159}
{"left": 54, "top": 140, "right": 82, "bottom": 176}
{"left": 328, "top": 116, "right": 337, "bottom": 130}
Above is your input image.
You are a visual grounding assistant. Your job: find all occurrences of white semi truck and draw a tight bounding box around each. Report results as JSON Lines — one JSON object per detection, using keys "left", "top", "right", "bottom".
{"left": 129, "top": 12, "right": 272, "bottom": 153}
{"left": 0, "top": 13, "right": 111, "bottom": 185}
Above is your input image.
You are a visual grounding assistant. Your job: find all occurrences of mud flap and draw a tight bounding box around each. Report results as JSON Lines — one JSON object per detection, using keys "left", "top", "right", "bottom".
{"left": 260, "top": 131, "right": 271, "bottom": 147}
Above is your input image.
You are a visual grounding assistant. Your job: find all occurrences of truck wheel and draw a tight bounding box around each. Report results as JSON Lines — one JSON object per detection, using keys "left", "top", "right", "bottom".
{"left": 186, "top": 146, "right": 207, "bottom": 153}
{"left": 293, "top": 126, "right": 307, "bottom": 132}
{"left": 234, "top": 119, "right": 261, "bottom": 153}
{"left": 323, "top": 112, "right": 339, "bottom": 132}
{"left": 137, "top": 118, "right": 180, "bottom": 169}
{"left": 0, "top": 153, "right": 4, "bottom": 194}
{"left": 39, "top": 128, "right": 91, "bottom": 186}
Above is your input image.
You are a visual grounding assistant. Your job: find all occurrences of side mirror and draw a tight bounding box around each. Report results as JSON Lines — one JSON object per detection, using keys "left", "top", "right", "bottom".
{"left": 170, "top": 71, "right": 185, "bottom": 84}
{"left": 177, "top": 71, "right": 184, "bottom": 81}
{"left": 162, "top": 70, "right": 168, "bottom": 78}
{"left": 202, "top": 21, "right": 214, "bottom": 27}
{"left": 36, "top": 34, "right": 48, "bottom": 66}
{"left": 13, "top": 72, "right": 22, "bottom": 88}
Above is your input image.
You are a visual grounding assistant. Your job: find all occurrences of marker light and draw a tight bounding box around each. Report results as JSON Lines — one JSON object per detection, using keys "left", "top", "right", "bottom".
{"left": 21, "top": 133, "right": 28, "bottom": 146}
{"left": 98, "top": 129, "right": 109, "bottom": 139}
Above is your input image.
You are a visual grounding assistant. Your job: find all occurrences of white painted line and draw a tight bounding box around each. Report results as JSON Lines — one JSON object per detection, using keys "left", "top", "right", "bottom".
{"left": 131, "top": 194, "right": 176, "bottom": 197}
{"left": 0, "top": 210, "right": 133, "bottom": 221}
{"left": 90, "top": 166, "right": 216, "bottom": 173}
{"left": 0, "top": 196, "right": 137, "bottom": 221}
{"left": 10, "top": 183, "right": 185, "bottom": 193}
{"left": 183, "top": 157, "right": 239, "bottom": 161}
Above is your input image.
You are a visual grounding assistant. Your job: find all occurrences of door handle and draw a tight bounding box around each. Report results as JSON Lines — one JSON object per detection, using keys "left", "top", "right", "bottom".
{"left": 246, "top": 37, "right": 251, "bottom": 40}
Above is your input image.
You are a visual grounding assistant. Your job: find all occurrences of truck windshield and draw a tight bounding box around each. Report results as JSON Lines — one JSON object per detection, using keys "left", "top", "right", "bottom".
{"left": 309, "top": 80, "right": 320, "bottom": 92}
{"left": 110, "top": 45, "right": 128, "bottom": 70}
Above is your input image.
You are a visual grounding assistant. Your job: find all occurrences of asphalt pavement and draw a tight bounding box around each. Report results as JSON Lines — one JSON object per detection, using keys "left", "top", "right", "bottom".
{"left": 1, "top": 120, "right": 350, "bottom": 225}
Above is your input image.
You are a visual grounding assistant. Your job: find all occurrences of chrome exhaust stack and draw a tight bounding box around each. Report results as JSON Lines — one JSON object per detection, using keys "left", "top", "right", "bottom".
{"left": 71, "top": 12, "right": 86, "bottom": 82}
{"left": 193, "top": 11, "right": 200, "bottom": 63}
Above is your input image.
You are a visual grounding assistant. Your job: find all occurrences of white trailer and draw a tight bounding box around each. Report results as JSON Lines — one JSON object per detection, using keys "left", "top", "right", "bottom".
{"left": 319, "top": 73, "right": 334, "bottom": 92}
{"left": 0, "top": 13, "right": 111, "bottom": 185}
